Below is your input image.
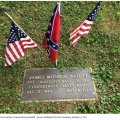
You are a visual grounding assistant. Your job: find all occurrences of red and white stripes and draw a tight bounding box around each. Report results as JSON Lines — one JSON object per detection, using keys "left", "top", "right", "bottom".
{"left": 5, "top": 36, "right": 37, "bottom": 66}
{"left": 69, "top": 20, "right": 93, "bottom": 47}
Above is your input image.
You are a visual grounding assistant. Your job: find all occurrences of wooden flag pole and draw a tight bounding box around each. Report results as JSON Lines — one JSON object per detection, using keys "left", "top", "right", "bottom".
{"left": 4, "top": 12, "right": 29, "bottom": 36}
{"left": 55, "top": 59, "right": 58, "bottom": 67}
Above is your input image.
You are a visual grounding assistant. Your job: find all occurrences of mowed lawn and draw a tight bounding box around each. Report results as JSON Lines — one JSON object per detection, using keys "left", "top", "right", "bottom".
{"left": 0, "top": 1, "right": 120, "bottom": 113}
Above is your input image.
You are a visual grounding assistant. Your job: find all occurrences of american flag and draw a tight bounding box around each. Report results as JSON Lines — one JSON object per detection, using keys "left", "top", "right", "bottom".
{"left": 4, "top": 21, "right": 38, "bottom": 66}
{"left": 70, "top": 1, "right": 101, "bottom": 47}
{"left": 42, "top": 2, "right": 60, "bottom": 62}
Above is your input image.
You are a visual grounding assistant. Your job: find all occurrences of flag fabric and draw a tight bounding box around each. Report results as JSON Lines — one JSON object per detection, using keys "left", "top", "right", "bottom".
{"left": 42, "top": 2, "right": 60, "bottom": 62}
{"left": 69, "top": 1, "right": 101, "bottom": 47}
{"left": 4, "top": 21, "right": 38, "bottom": 66}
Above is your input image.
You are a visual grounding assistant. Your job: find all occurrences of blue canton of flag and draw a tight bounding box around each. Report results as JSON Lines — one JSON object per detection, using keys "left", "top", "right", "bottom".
{"left": 87, "top": 1, "right": 101, "bottom": 21}
{"left": 8, "top": 22, "right": 27, "bottom": 43}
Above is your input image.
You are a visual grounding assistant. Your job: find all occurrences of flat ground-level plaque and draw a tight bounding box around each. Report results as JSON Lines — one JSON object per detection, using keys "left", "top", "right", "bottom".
{"left": 22, "top": 68, "right": 97, "bottom": 101}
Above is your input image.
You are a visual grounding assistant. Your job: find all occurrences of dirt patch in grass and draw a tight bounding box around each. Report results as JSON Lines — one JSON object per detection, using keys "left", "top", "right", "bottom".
{"left": 116, "top": 71, "right": 120, "bottom": 78}
{"left": 102, "top": 17, "right": 120, "bottom": 35}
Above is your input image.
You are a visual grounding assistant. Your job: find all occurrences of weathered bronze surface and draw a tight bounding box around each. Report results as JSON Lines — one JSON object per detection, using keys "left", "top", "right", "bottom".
{"left": 22, "top": 68, "right": 97, "bottom": 101}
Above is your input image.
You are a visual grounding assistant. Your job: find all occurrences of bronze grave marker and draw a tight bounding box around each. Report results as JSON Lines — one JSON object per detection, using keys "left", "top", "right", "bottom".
{"left": 22, "top": 68, "right": 97, "bottom": 101}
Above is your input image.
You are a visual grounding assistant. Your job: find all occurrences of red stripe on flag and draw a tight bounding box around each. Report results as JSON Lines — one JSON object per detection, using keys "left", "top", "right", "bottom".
{"left": 83, "top": 22, "right": 92, "bottom": 27}
{"left": 70, "top": 19, "right": 86, "bottom": 34}
{"left": 21, "top": 39, "right": 31, "bottom": 43}
{"left": 5, "top": 51, "right": 14, "bottom": 64}
{"left": 77, "top": 33, "right": 89, "bottom": 37}
{"left": 70, "top": 23, "right": 92, "bottom": 37}
{"left": 71, "top": 39, "right": 80, "bottom": 47}
{"left": 14, "top": 42, "right": 23, "bottom": 58}
{"left": 71, "top": 40, "right": 79, "bottom": 47}
{"left": 18, "top": 40, "right": 25, "bottom": 52}
{"left": 22, "top": 43, "right": 36, "bottom": 47}
{"left": 70, "top": 20, "right": 92, "bottom": 36}
{"left": 70, "top": 34, "right": 80, "bottom": 43}
{"left": 70, "top": 33, "right": 88, "bottom": 43}
{"left": 79, "top": 27, "right": 90, "bottom": 32}
{"left": 7, "top": 44, "right": 18, "bottom": 61}
{"left": 70, "top": 28, "right": 90, "bottom": 38}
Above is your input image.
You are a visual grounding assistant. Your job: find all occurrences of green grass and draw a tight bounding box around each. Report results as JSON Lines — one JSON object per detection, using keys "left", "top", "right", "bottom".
{"left": 0, "top": 1, "right": 120, "bottom": 113}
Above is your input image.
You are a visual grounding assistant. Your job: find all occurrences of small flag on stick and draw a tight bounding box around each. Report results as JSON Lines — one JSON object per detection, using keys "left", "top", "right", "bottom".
{"left": 69, "top": 1, "right": 101, "bottom": 47}
{"left": 4, "top": 20, "right": 38, "bottom": 66}
{"left": 42, "top": 2, "right": 60, "bottom": 66}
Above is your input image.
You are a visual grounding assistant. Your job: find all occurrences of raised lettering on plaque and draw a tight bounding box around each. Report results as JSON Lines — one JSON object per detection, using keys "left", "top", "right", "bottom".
{"left": 22, "top": 68, "right": 97, "bottom": 101}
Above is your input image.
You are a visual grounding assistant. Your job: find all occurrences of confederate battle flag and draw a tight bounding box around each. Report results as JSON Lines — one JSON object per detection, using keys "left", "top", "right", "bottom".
{"left": 42, "top": 2, "right": 60, "bottom": 62}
